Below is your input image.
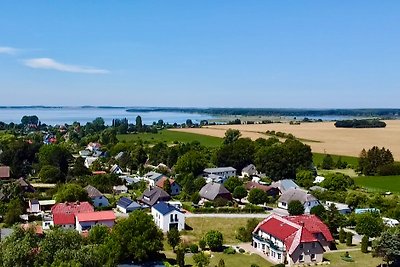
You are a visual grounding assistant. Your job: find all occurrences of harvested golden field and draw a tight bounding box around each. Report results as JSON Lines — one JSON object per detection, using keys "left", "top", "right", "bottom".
{"left": 171, "top": 120, "right": 400, "bottom": 160}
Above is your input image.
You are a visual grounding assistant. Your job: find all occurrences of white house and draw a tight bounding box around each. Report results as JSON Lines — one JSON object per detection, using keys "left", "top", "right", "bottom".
{"left": 151, "top": 202, "right": 185, "bottom": 232}
{"left": 143, "top": 172, "right": 167, "bottom": 187}
{"left": 113, "top": 185, "right": 128, "bottom": 194}
{"left": 278, "top": 188, "right": 320, "bottom": 214}
{"left": 383, "top": 217, "right": 400, "bottom": 227}
{"left": 86, "top": 142, "right": 101, "bottom": 152}
{"left": 110, "top": 164, "right": 124, "bottom": 175}
{"left": 85, "top": 185, "right": 109, "bottom": 207}
{"left": 28, "top": 199, "right": 40, "bottom": 213}
{"left": 84, "top": 157, "right": 98, "bottom": 169}
{"left": 203, "top": 167, "right": 236, "bottom": 178}
{"left": 75, "top": 211, "right": 116, "bottom": 232}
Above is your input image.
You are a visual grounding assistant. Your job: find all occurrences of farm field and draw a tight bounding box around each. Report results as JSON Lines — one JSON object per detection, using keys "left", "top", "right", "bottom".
{"left": 117, "top": 130, "right": 223, "bottom": 147}
{"left": 353, "top": 175, "right": 400, "bottom": 193}
{"left": 171, "top": 120, "right": 400, "bottom": 160}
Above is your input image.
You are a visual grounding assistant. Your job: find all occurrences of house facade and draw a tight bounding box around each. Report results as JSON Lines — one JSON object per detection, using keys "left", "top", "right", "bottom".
{"left": 49, "top": 201, "right": 94, "bottom": 230}
{"left": 252, "top": 214, "right": 334, "bottom": 266}
{"left": 151, "top": 202, "right": 185, "bottom": 232}
{"left": 75, "top": 211, "right": 116, "bottom": 232}
{"left": 85, "top": 185, "right": 109, "bottom": 207}
{"left": 241, "top": 164, "right": 258, "bottom": 177}
{"left": 203, "top": 167, "right": 236, "bottom": 178}
{"left": 117, "top": 197, "right": 142, "bottom": 213}
{"left": 278, "top": 188, "right": 320, "bottom": 214}
{"left": 143, "top": 172, "right": 168, "bottom": 187}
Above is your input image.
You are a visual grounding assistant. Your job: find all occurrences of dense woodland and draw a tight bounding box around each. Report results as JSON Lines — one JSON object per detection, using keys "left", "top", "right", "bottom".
{"left": 334, "top": 119, "right": 386, "bottom": 128}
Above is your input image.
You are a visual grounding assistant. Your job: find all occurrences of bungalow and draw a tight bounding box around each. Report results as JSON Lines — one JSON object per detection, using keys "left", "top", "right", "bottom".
{"left": 110, "top": 164, "right": 124, "bottom": 175}
{"left": 85, "top": 185, "right": 109, "bottom": 207}
{"left": 28, "top": 199, "right": 40, "bottom": 213}
{"left": 117, "top": 197, "right": 142, "bottom": 214}
{"left": 241, "top": 164, "right": 258, "bottom": 177}
{"left": 139, "top": 187, "right": 171, "bottom": 206}
{"left": 114, "top": 151, "right": 125, "bottom": 161}
{"left": 0, "top": 166, "right": 10, "bottom": 179}
{"left": 143, "top": 172, "right": 168, "bottom": 187}
{"left": 75, "top": 211, "right": 116, "bottom": 232}
{"left": 252, "top": 214, "right": 334, "bottom": 266}
{"left": 278, "top": 188, "right": 320, "bottom": 214}
{"left": 199, "top": 183, "right": 232, "bottom": 202}
{"left": 50, "top": 201, "right": 94, "bottom": 229}
{"left": 244, "top": 181, "right": 280, "bottom": 197}
{"left": 120, "top": 175, "right": 141, "bottom": 186}
{"left": 113, "top": 185, "right": 128, "bottom": 194}
{"left": 203, "top": 167, "right": 236, "bottom": 179}
{"left": 151, "top": 202, "right": 185, "bottom": 232}
{"left": 270, "top": 179, "right": 300, "bottom": 194}
{"left": 325, "top": 201, "right": 351, "bottom": 214}
{"left": 155, "top": 177, "right": 181, "bottom": 196}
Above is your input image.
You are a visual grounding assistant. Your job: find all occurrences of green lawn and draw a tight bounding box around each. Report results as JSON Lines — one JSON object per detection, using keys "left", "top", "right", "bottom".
{"left": 313, "top": 153, "right": 359, "bottom": 168}
{"left": 324, "top": 250, "right": 383, "bottom": 267}
{"left": 182, "top": 217, "right": 261, "bottom": 245}
{"left": 117, "top": 130, "right": 222, "bottom": 147}
{"left": 185, "top": 252, "right": 272, "bottom": 267}
{"left": 353, "top": 175, "right": 400, "bottom": 193}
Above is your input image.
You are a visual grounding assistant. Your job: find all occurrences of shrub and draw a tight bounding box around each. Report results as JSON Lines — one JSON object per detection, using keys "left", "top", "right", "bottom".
{"left": 361, "top": 235, "right": 369, "bottom": 253}
{"left": 288, "top": 200, "right": 304, "bottom": 215}
{"left": 214, "top": 197, "right": 228, "bottom": 207}
{"left": 199, "top": 239, "right": 206, "bottom": 251}
{"left": 339, "top": 228, "right": 346, "bottom": 243}
{"left": 346, "top": 232, "right": 353, "bottom": 246}
{"left": 223, "top": 247, "right": 236, "bottom": 254}
{"left": 239, "top": 248, "right": 245, "bottom": 253}
{"left": 189, "top": 244, "right": 199, "bottom": 254}
{"left": 204, "top": 230, "right": 223, "bottom": 251}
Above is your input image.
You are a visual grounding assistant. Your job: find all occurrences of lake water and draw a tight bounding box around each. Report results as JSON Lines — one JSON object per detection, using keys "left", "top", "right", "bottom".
{"left": 0, "top": 107, "right": 213, "bottom": 126}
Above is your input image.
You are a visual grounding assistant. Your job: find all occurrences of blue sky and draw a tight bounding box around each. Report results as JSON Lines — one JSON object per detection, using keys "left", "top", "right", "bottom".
{"left": 1, "top": 1, "right": 399, "bottom": 108}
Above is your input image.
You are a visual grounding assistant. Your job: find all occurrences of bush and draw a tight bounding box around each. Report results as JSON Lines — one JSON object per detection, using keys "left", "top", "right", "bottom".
{"left": 189, "top": 244, "right": 199, "bottom": 254}
{"left": 377, "top": 163, "right": 400, "bottom": 176}
{"left": 339, "top": 228, "right": 346, "bottom": 243}
{"left": 239, "top": 248, "right": 245, "bottom": 253}
{"left": 204, "top": 230, "right": 223, "bottom": 251}
{"left": 223, "top": 247, "right": 236, "bottom": 254}
{"left": 214, "top": 197, "right": 229, "bottom": 207}
{"left": 346, "top": 232, "right": 353, "bottom": 246}
{"left": 199, "top": 239, "right": 206, "bottom": 251}
{"left": 361, "top": 235, "right": 369, "bottom": 253}
{"left": 288, "top": 200, "right": 304, "bottom": 215}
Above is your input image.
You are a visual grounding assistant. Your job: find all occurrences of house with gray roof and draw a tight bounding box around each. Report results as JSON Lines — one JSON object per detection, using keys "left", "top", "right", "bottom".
{"left": 143, "top": 172, "right": 168, "bottom": 187}
{"left": 278, "top": 188, "right": 320, "bottom": 214}
{"left": 85, "top": 185, "right": 109, "bottom": 207}
{"left": 139, "top": 187, "right": 171, "bottom": 206}
{"left": 199, "top": 183, "right": 232, "bottom": 201}
{"left": 203, "top": 167, "right": 236, "bottom": 179}
{"left": 270, "top": 179, "right": 300, "bottom": 193}
{"left": 241, "top": 164, "right": 258, "bottom": 177}
{"left": 117, "top": 197, "right": 142, "bottom": 213}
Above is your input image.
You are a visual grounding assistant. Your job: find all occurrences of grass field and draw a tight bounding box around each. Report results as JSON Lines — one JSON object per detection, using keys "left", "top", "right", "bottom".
{"left": 324, "top": 251, "right": 383, "bottom": 267}
{"left": 313, "top": 153, "right": 359, "bottom": 168}
{"left": 354, "top": 175, "right": 400, "bottom": 193}
{"left": 117, "top": 130, "right": 223, "bottom": 147}
{"left": 185, "top": 252, "right": 272, "bottom": 267}
{"left": 182, "top": 217, "right": 260, "bottom": 245}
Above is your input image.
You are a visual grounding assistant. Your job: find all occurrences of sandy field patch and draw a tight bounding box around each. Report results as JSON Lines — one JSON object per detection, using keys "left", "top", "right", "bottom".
{"left": 171, "top": 120, "right": 400, "bottom": 160}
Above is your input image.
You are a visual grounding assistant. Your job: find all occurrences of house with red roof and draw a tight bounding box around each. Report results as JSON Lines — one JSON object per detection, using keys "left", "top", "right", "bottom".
{"left": 75, "top": 210, "right": 116, "bottom": 233}
{"left": 252, "top": 214, "right": 334, "bottom": 265}
{"left": 50, "top": 201, "right": 94, "bottom": 230}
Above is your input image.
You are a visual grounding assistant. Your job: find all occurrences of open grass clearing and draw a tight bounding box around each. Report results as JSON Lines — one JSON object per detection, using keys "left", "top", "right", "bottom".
{"left": 324, "top": 250, "right": 383, "bottom": 267}
{"left": 318, "top": 168, "right": 359, "bottom": 178}
{"left": 117, "top": 130, "right": 222, "bottom": 147}
{"left": 353, "top": 175, "right": 400, "bottom": 193}
{"left": 185, "top": 252, "right": 273, "bottom": 267}
{"left": 182, "top": 217, "right": 261, "bottom": 245}
{"left": 313, "top": 153, "right": 359, "bottom": 168}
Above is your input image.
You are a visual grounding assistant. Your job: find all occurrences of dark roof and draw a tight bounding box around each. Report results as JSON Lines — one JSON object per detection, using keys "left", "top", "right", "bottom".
{"left": 199, "top": 183, "right": 231, "bottom": 201}
{"left": 152, "top": 202, "right": 181, "bottom": 215}
{"left": 117, "top": 197, "right": 141, "bottom": 209}
{"left": 85, "top": 185, "right": 103, "bottom": 198}
{"left": 139, "top": 187, "right": 171, "bottom": 206}
{"left": 30, "top": 199, "right": 39, "bottom": 205}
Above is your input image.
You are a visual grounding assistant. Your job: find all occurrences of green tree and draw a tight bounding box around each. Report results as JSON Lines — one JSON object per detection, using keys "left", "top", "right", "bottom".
{"left": 193, "top": 252, "right": 210, "bottom": 267}
{"left": 167, "top": 228, "right": 181, "bottom": 250}
{"left": 136, "top": 115, "right": 143, "bottom": 128}
{"left": 288, "top": 200, "right": 305, "bottom": 215}
{"left": 38, "top": 144, "right": 72, "bottom": 174}
{"left": 39, "top": 165, "right": 65, "bottom": 183}
{"left": 339, "top": 228, "right": 346, "bottom": 243}
{"left": 322, "top": 154, "right": 334, "bottom": 169}
{"left": 359, "top": 146, "right": 394, "bottom": 175}
{"left": 70, "top": 157, "right": 91, "bottom": 177}
{"left": 325, "top": 203, "right": 343, "bottom": 235}
{"left": 355, "top": 212, "right": 384, "bottom": 237}
{"left": 88, "top": 224, "right": 110, "bottom": 245}
{"left": 223, "top": 176, "right": 243, "bottom": 192}
{"left": 4, "top": 198, "right": 23, "bottom": 226}
{"left": 361, "top": 235, "right": 369, "bottom": 253}
{"left": 191, "top": 192, "right": 201, "bottom": 204}
{"left": 218, "top": 259, "right": 225, "bottom": 267}
{"left": 310, "top": 204, "right": 326, "bottom": 219}
{"left": 163, "top": 179, "right": 172, "bottom": 195}
{"left": 346, "top": 232, "right": 353, "bottom": 246}
{"left": 223, "top": 129, "right": 241, "bottom": 145}
{"left": 199, "top": 239, "right": 207, "bottom": 251}
{"left": 248, "top": 188, "right": 268, "bottom": 205}
{"left": 174, "top": 150, "right": 207, "bottom": 176}
{"left": 216, "top": 138, "right": 254, "bottom": 171}
{"left": 54, "top": 183, "right": 89, "bottom": 203}
{"left": 233, "top": 186, "right": 247, "bottom": 200}
{"left": 204, "top": 230, "right": 223, "bottom": 251}
{"left": 111, "top": 210, "right": 164, "bottom": 262}
{"left": 236, "top": 218, "right": 259, "bottom": 242}
{"left": 373, "top": 229, "right": 400, "bottom": 265}
{"left": 320, "top": 173, "right": 354, "bottom": 191}
{"left": 295, "top": 170, "right": 314, "bottom": 189}
{"left": 194, "top": 177, "right": 206, "bottom": 191}
{"left": 176, "top": 246, "right": 185, "bottom": 267}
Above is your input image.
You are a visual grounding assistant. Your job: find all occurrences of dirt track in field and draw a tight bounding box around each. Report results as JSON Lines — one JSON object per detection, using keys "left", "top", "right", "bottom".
{"left": 171, "top": 120, "right": 400, "bottom": 160}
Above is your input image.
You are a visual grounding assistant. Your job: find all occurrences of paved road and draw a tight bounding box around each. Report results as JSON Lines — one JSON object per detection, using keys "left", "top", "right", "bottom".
{"left": 185, "top": 213, "right": 269, "bottom": 218}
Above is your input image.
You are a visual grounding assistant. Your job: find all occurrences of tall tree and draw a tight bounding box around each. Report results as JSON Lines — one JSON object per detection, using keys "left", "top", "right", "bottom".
{"left": 288, "top": 200, "right": 305, "bottom": 215}
{"left": 136, "top": 115, "right": 143, "bottom": 128}
{"left": 373, "top": 229, "right": 400, "bottom": 265}
{"left": 167, "top": 228, "right": 181, "bottom": 250}
{"left": 223, "top": 129, "right": 241, "bottom": 145}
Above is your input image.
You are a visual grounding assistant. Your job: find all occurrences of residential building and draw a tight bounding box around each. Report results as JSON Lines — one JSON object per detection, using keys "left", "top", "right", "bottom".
{"left": 85, "top": 185, "right": 109, "bottom": 207}
{"left": 270, "top": 179, "right": 300, "bottom": 193}
{"left": 252, "top": 214, "right": 334, "bottom": 265}
{"left": 383, "top": 217, "right": 400, "bottom": 227}
{"left": 84, "top": 157, "right": 98, "bottom": 169}
{"left": 17, "top": 177, "right": 35, "bottom": 193}
{"left": 241, "top": 164, "right": 258, "bottom": 177}
{"left": 325, "top": 201, "right": 351, "bottom": 214}
{"left": 355, "top": 208, "right": 380, "bottom": 214}
{"left": 117, "top": 197, "right": 142, "bottom": 213}
{"left": 75, "top": 211, "right": 116, "bottom": 232}
{"left": 113, "top": 185, "right": 128, "bottom": 194}
{"left": 50, "top": 202, "right": 94, "bottom": 229}
{"left": 86, "top": 142, "right": 101, "bottom": 152}
{"left": 155, "top": 177, "right": 181, "bottom": 196}
{"left": 151, "top": 202, "right": 185, "bottom": 232}
{"left": 139, "top": 187, "right": 171, "bottom": 206}
{"left": 199, "top": 183, "right": 232, "bottom": 201}
{"left": 28, "top": 199, "right": 40, "bottom": 213}
{"left": 244, "top": 181, "right": 280, "bottom": 197}
{"left": 204, "top": 174, "right": 226, "bottom": 184}
{"left": 0, "top": 166, "right": 10, "bottom": 179}
{"left": 79, "top": 149, "right": 92, "bottom": 157}
{"left": 143, "top": 172, "right": 168, "bottom": 187}
{"left": 313, "top": 176, "right": 325, "bottom": 184}
{"left": 38, "top": 200, "right": 56, "bottom": 211}
{"left": 278, "top": 188, "right": 320, "bottom": 214}
{"left": 203, "top": 167, "right": 236, "bottom": 178}
{"left": 110, "top": 164, "right": 123, "bottom": 175}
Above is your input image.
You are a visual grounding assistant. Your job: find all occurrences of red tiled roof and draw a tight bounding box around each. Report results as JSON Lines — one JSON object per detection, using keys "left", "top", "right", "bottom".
{"left": 0, "top": 166, "right": 10, "bottom": 179}
{"left": 76, "top": 211, "right": 116, "bottom": 222}
{"left": 51, "top": 202, "right": 94, "bottom": 225}
{"left": 92, "top": 171, "right": 107, "bottom": 175}
{"left": 244, "top": 181, "right": 274, "bottom": 192}
{"left": 53, "top": 213, "right": 75, "bottom": 225}
{"left": 155, "top": 177, "right": 176, "bottom": 188}
{"left": 285, "top": 215, "right": 334, "bottom": 242}
{"left": 258, "top": 217, "right": 298, "bottom": 241}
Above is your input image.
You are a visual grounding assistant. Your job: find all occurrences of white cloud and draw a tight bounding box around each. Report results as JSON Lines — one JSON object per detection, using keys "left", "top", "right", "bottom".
{"left": 24, "top": 58, "right": 109, "bottom": 74}
{"left": 0, "top": 46, "right": 18, "bottom": 55}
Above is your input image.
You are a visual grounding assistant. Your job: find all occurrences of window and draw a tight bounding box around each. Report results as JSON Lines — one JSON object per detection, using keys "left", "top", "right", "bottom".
{"left": 299, "top": 254, "right": 304, "bottom": 262}
{"left": 278, "top": 253, "right": 281, "bottom": 260}
{"left": 170, "top": 214, "right": 173, "bottom": 222}
{"left": 299, "top": 244, "right": 303, "bottom": 249}
{"left": 175, "top": 214, "right": 178, "bottom": 221}
{"left": 311, "top": 254, "right": 316, "bottom": 261}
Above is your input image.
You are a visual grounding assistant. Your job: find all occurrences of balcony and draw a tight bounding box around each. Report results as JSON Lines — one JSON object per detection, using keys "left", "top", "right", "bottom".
{"left": 253, "top": 234, "right": 285, "bottom": 252}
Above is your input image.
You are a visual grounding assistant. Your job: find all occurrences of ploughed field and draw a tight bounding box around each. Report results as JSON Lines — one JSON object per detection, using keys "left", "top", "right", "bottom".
{"left": 171, "top": 120, "right": 400, "bottom": 160}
